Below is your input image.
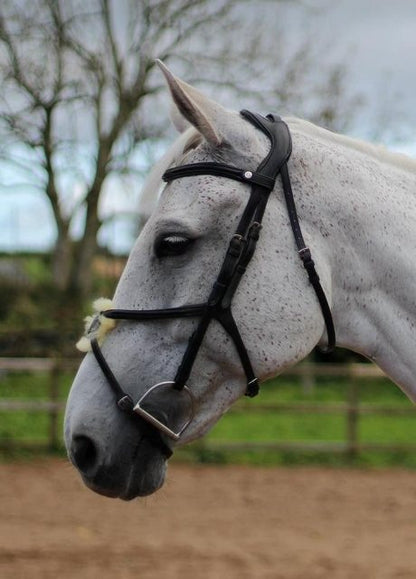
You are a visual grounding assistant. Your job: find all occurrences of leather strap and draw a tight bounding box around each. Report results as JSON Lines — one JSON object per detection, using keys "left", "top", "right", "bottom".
{"left": 91, "top": 338, "right": 173, "bottom": 458}
{"left": 104, "top": 304, "right": 206, "bottom": 321}
{"left": 164, "top": 162, "right": 275, "bottom": 190}
{"left": 279, "top": 164, "right": 336, "bottom": 352}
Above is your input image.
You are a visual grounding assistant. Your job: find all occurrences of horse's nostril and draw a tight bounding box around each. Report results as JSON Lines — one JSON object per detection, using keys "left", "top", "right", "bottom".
{"left": 71, "top": 435, "right": 98, "bottom": 475}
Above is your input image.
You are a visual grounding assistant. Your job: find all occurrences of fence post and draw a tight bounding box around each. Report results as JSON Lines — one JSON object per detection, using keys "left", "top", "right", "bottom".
{"left": 48, "top": 360, "right": 61, "bottom": 451}
{"left": 300, "top": 364, "right": 315, "bottom": 395}
{"left": 346, "top": 366, "right": 359, "bottom": 460}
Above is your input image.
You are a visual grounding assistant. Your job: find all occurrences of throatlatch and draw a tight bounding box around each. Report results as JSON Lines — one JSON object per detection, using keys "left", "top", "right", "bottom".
{"left": 82, "top": 111, "right": 335, "bottom": 444}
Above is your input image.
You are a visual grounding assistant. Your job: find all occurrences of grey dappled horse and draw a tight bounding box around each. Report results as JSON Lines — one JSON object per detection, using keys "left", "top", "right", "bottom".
{"left": 65, "top": 62, "right": 416, "bottom": 500}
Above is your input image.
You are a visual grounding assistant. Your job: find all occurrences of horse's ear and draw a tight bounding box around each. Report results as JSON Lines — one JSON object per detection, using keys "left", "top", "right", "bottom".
{"left": 169, "top": 101, "right": 191, "bottom": 134}
{"left": 156, "top": 60, "right": 224, "bottom": 147}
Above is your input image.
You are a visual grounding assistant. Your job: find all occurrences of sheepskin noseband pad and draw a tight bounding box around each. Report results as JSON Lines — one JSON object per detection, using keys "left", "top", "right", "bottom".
{"left": 76, "top": 298, "right": 117, "bottom": 353}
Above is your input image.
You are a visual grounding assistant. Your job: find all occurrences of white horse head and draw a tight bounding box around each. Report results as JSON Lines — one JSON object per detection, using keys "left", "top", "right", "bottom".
{"left": 64, "top": 62, "right": 416, "bottom": 500}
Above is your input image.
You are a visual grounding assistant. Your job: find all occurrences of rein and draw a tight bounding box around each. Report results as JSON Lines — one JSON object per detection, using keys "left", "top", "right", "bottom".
{"left": 88, "top": 110, "right": 335, "bottom": 447}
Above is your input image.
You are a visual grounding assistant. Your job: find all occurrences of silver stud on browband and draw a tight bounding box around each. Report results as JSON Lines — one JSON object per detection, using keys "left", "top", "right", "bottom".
{"left": 244, "top": 171, "right": 253, "bottom": 180}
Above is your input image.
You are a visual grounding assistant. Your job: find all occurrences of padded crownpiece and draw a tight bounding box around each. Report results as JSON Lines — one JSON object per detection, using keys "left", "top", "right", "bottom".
{"left": 240, "top": 110, "right": 292, "bottom": 178}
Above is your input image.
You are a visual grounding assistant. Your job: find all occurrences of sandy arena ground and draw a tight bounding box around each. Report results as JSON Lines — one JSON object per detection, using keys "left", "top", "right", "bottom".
{"left": 1, "top": 459, "right": 416, "bottom": 578}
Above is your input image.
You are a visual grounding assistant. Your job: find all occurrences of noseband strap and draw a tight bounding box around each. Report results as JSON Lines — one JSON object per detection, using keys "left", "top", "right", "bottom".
{"left": 90, "top": 110, "right": 335, "bottom": 444}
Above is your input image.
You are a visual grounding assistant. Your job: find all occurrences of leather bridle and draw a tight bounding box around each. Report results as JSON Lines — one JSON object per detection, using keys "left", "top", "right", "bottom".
{"left": 88, "top": 110, "right": 335, "bottom": 455}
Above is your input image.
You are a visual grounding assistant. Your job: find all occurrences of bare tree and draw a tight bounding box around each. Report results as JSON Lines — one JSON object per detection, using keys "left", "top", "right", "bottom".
{"left": 0, "top": 0, "right": 231, "bottom": 295}
{"left": 0, "top": 0, "right": 361, "bottom": 299}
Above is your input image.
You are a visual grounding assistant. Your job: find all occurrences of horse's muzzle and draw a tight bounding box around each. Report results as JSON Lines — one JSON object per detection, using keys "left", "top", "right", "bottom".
{"left": 68, "top": 426, "right": 168, "bottom": 500}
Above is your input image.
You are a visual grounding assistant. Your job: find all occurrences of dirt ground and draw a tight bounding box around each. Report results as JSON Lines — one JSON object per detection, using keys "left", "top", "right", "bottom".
{"left": 1, "top": 459, "right": 416, "bottom": 578}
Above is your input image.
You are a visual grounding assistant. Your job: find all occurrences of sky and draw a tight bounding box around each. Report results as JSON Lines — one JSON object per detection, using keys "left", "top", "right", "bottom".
{"left": 1, "top": 0, "right": 416, "bottom": 254}
{"left": 309, "top": 0, "right": 416, "bottom": 146}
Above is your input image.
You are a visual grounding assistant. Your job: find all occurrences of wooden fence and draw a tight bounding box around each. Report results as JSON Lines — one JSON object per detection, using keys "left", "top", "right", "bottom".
{"left": 0, "top": 358, "right": 415, "bottom": 456}
{"left": 192, "top": 363, "right": 416, "bottom": 459}
{"left": 0, "top": 357, "right": 78, "bottom": 451}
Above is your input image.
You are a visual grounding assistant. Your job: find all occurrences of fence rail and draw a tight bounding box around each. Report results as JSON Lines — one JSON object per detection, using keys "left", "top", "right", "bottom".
{"left": 0, "top": 357, "right": 79, "bottom": 451}
{"left": 0, "top": 358, "right": 415, "bottom": 456}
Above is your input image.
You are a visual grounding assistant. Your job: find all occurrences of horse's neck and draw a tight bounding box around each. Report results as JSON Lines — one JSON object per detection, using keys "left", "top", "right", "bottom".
{"left": 292, "top": 128, "right": 416, "bottom": 400}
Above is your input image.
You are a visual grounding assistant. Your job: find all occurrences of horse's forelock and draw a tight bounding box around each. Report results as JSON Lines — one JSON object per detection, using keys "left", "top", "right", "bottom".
{"left": 182, "top": 131, "right": 203, "bottom": 155}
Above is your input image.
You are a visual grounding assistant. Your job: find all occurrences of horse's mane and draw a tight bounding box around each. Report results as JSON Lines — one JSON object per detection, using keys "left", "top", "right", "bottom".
{"left": 287, "top": 117, "right": 416, "bottom": 174}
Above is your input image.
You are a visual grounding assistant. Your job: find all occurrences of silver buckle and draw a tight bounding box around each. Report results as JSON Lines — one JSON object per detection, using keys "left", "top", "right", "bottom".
{"left": 133, "top": 381, "right": 195, "bottom": 441}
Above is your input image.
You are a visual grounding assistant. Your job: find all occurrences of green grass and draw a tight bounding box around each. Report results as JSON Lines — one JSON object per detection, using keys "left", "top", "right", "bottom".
{"left": 0, "top": 371, "right": 71, "bottom": 447}
{"left": 206, "top": 375, "right": 415, "bottom": 442}
{"left": 1, "top": 369, "right": 416, "bottom": 467}
{"left": 179, "top": 374, "right": 416, "bottom": 467}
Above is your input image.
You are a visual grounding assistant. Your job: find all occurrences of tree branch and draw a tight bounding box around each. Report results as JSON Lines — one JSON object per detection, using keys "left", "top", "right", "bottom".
{"left": 0, "top": 12, "right": 43, "bottom": 107}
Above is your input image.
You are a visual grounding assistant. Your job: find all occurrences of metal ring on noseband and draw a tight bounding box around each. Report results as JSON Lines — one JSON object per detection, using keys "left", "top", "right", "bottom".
{"left": 133, "top": 382, "right": 195, "bottom": 441}
{"left": 88, "top": 110, "right": 335, "bottom": 449}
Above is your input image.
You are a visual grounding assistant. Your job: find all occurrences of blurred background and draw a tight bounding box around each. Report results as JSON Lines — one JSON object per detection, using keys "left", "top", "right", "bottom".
{"left": 0, "top": 0, "right": 415, "bottom": 462}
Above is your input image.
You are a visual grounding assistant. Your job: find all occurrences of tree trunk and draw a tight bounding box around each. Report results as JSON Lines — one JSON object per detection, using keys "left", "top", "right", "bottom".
{"left": 51, "top": 227, "right": 73, "bottom": 291}
{"left": 69, "top": 207, "right": 101, "bottom": 299}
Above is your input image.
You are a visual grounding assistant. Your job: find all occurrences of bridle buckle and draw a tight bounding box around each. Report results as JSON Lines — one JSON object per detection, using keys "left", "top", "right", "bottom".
{"left": 117, "top": 395, "right": 134, "bottom": 413}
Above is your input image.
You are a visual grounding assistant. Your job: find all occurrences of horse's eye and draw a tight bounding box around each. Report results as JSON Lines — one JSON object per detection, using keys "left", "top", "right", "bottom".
{"left": 155, "top": 235, "right": 194, "bottom": 258}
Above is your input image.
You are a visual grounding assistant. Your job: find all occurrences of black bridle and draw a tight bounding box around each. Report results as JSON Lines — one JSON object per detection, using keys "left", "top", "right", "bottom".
{"left": 88, "top": 110, "right": 335, "bottom": 453}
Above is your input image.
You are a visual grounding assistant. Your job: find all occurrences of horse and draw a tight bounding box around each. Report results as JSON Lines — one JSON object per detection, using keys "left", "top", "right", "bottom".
{"left": 64, "top": 61, "right": 416, "bottom": 500}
